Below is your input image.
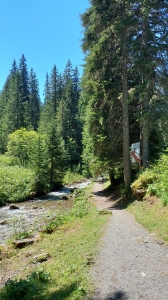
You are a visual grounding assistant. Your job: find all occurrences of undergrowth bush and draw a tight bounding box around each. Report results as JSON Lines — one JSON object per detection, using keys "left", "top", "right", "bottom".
{"left": 0, "top": 155, "right": 20, "bottom": 167}
{"left": 63, "top": 170, "right": 85, "bottom": 185}
{"left": 0, "top": 268, "right": 50, "bottom": 300}
{"left": 147, "top": 152, "right": 168, "bottom": 206}
{"left": 71, "top": 189, "right": 89, "bottom": 217}
{"left": 131, "top": 151, "right": 168, "bottom": 206}
{"left": 0, "top": 166, "right": 35, "bottom": 205}
{"left": 42, "top": 210, "right": 69, "bottom": 233}
{"left": 131, "top": 169, "right": 156, "bottom": 194}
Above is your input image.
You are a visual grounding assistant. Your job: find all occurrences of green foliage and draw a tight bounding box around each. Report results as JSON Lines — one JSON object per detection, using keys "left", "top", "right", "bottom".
{"left": 42, "top": 189, "right": 89, "bottom": 233}
{"left": 71, "top": 189, "right": 89, "bottom": 218}
{"left": 42, "top": 210, "right": 69, "bottom": 233}
{"left": 63, "top": 169, "right": 85, "bottom": 185}
{"left": 0, "top": 269, "right": 50, "bottom": 300}
{"left": 6, "top": 126, "right": 66, "bottom": 193}
{"left": 80, "top": 0, "right": 168, "bottom": 180}
{"left": 131, "top": 151, "right": 168, "bottom": 205}
{"left": 10, "top": 216, "right": 32, "bottom": 241}
{"left": 0, "top": 155, "right": 20, "bottom": 166}
{"left": 0, "top": 278, "right": 39, "bottom": 300}
{"left": 131, "top": 169, "right": 156, "bottom": 193}
{"left": 147, "top": 152, "right": 168, "bottom": 206}
{"left": 27, "top": 268, "right": 50, "bottom": 284}
{"left": 7, "top": 128, "right": 38, "bottom": 166}
{"left": 0, "top": 166, "right": 35, "bottom": 205}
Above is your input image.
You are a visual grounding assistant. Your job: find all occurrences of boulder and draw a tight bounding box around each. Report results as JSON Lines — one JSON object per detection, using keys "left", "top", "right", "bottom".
{"left": 33, "top": 252, "right": 51, "bottom": 263}
{"left": 0, "top": 220, "right": 8, "bottom": 225}
{"left": 99, "top": 209, "right": 113, "bottom": 215}
{"left": 134, "top": 189, "right": 146, "bottom": 200}
{"left": 13, "top": 235, "right": 39, "bottom": 248}
{"left": 9, "top": 204, "right": 20, "bottom": 210}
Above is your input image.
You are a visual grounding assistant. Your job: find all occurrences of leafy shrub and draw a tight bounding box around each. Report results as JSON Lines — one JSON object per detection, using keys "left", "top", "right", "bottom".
{"left": 0, "top": 155, "right": 20, "bottom": 167}
{"left": 132, "top": 151, "right": 168, "bottom": 205}
{"left": 63, "top": 170, "right": 85, "bottom": 185}
{"left": 0, "top": 269, "right": 50, "bottom": 300}
{"left": 42, "top": 210, "right": 69, "bottom": 233}
{"left": 0, "top": 166, "right": 35, "bottom": 205}
{"left": 0, "top": 278, "right": 39, "bottom": 300}
{"left": 71, "top": 189, "right": 89, "bottom": 218}
{"left": 145, "top": 153, "right": 168, "bottom": 205}
{"left": 131, "top": 169, "right": 156, "bottom": 195}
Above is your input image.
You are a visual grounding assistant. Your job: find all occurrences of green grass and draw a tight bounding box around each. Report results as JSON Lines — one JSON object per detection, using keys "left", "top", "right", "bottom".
{"left": 103, "top": 180, "right": 111, "bottom": 189}
{"left": 127, "top": 197, "right": 168, "bottom": 242}
{"left": 63, "top": 170, "right": 86, "bottom": 185}
{"left": 0, "top": 188, "right": 109, "bottom": 300}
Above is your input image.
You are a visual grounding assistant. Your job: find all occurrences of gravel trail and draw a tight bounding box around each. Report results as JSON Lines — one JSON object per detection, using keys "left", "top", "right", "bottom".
{"left": 90, "top": 183, "right": 168, "bottom": 300}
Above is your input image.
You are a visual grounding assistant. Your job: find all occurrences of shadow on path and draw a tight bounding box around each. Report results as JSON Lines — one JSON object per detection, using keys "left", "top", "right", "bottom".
{"left": 92, "top": 183, "right": 130, "bottom": 210}
{"left": 105, "top": 290, "right": 129, "bottom": 300}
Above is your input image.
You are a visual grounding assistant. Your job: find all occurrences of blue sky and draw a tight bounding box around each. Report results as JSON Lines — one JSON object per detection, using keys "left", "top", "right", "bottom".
{"left": 0, "top": 0, "right": 90, "bottom": 100}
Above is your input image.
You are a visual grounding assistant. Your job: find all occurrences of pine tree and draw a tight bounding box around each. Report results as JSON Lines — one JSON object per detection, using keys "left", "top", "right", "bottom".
{"left": 6, "top": 71, "right": 25, "bottom": 132}
{"left": 45, "top": 119, "right": 66, "bottom": 186}
{"left": 29, "top": 68, "right": 41, "bottom": 130}
{"left": 81, "top": 0, "right": 168, "bottom": 185}
{"left": 19, "top": 54, "right": 30, "bottom": 127}
{"left": 60, "top": 62, "right": 81, "bottom": 167}
{"left": 50, "top": 65, "right": 59, "bottom": 114}
{"left": 10, "top": 59, "right": 17, "bottom": 74}
{"left": 80, "top": 0, "right": 128, "bottom": 183}
{"left": 43, "top": 72, "right": 50, "bottom": 104}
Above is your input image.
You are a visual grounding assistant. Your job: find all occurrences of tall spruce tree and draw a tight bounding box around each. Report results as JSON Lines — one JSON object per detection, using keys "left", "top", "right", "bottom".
{"left": 29, "top": 68, "right": 41, "bottom": 130}
{"left": 80, "top": 0, "right": 130, "bottom": 185}
{"left": 50, "top": 65, "right": 59, "bottom": 114}
{"left": 59, "top": 61, "right": 81, "bottom": 167}
{"left": 6, "top": 71, "right": 25, "bottom": 133}
{"left": 19, "top": 54, "right": 30, "bottom": 127}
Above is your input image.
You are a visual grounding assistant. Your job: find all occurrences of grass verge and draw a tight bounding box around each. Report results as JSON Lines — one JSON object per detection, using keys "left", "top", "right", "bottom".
{"left": 0, "top": 188, "right": 109, "bottom": 300}
{"left": 127, "top": 196, "right": 168, "bottom": 242}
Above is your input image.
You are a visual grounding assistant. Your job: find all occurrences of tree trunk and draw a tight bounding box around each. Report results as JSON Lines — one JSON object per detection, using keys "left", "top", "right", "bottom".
{"left": 121, "top": 0, "right": 131, "bottom": 187}
{"left": 141, "top": 17, "right": 149, "bottom": 168}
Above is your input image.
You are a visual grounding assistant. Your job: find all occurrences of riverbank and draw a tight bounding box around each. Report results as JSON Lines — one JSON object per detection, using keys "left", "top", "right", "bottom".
{"left": 0, "top": 181, "right": 91, "bottom": 244}
{"left": 0, "top": 185, "right": 109, "bottom": 299}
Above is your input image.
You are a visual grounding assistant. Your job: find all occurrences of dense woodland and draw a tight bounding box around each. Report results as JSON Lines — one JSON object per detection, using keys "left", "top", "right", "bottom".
{"left": 0, "top": 0, "right": 168, "bottom": 204}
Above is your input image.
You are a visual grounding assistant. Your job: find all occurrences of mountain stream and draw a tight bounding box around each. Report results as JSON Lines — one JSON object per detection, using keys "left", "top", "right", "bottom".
{"left": 0, "top": 181, "right": 91, "bottom": 244}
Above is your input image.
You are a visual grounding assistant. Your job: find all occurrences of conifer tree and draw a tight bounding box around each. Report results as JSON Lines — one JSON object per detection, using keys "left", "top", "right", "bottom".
{"left": 10, "top": 59, "right": 17, "bottom": 74}
{"left": 6, "top": 71, "right": 25, "bottom": 132}
{"left": 81, "top": 0, "right": 168, "bottom": 185}
{"left": 19, "top": 54, "right": 30, "bottom": 127}
{"left": 29, "top": 68, "right": 41, "bottom": 130}
{"left": 50, "top": 65, "right": 59, "bottom": 114}
{"left": 43, "top": 72, "right": 50, "bottom": 104}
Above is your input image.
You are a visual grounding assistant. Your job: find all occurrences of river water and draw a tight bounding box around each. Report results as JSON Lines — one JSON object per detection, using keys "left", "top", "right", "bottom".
{"left": 0, "top": 181, "right": 91, "bottom": 244}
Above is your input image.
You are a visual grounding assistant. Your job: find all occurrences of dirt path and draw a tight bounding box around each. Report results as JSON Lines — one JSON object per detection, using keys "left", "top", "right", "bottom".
{"left": 91, "top": 183, "right": 168, "bottom": 300}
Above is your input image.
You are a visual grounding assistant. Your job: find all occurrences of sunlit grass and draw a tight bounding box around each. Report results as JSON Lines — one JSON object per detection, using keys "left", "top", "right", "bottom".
{"left": 127, "top": 197, "right": 168, "bottom": 242}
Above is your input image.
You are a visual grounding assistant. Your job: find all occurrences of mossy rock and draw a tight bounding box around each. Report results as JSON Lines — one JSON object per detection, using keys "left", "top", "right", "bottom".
{"left": 98, "top": 209, "right": 112, "bottom": 215}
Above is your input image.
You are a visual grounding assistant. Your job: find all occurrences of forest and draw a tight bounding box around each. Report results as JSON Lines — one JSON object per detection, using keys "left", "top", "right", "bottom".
{"left": 0, "top": 0, "right": 168, "bottom": 207}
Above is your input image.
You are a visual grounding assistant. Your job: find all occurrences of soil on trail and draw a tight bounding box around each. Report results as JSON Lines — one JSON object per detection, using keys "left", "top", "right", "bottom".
{"left": 90, "top": 182, "right": 168, "bottom": 300}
